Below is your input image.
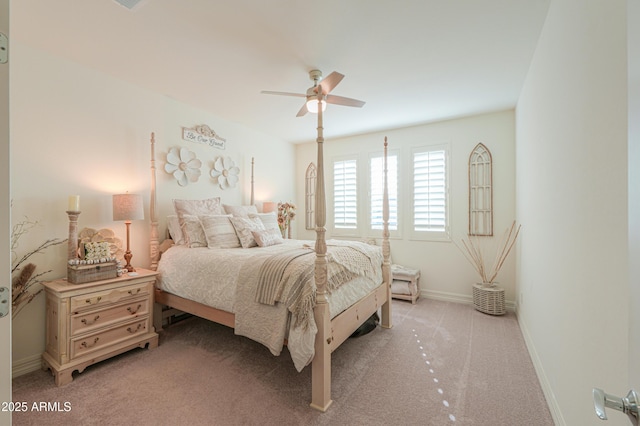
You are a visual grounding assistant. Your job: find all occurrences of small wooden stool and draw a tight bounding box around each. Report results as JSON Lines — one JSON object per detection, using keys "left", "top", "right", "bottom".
{"left": 391, "top": 266, "right": 420, "bottom": 304}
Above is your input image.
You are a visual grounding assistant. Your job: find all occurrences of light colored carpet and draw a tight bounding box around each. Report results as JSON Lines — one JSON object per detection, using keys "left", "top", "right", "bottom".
{"left": 12, "top": 299, "right": 553, "bottom": 425}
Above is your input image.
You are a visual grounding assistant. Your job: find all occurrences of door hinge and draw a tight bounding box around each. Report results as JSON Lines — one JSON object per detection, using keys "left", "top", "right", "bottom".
{"left": 0, "top": 287, "right": 8, "bottom": 318}
{"left": 0, "top": 33, "right": 7, "bottom": 64}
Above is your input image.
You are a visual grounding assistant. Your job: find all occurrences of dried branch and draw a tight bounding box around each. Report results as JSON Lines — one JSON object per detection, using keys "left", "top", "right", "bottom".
{"left": 455, "top": 221, "right": 521, "bottom": 286}
{"left": 10, "top": 217, "right": 67, "bottom": 319}
{"left": 12, "top": 237, "right": 66, "bottom": 274}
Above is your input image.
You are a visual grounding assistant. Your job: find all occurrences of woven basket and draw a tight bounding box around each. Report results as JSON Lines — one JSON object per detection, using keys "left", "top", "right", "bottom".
{"left": 472, "top": 283, "right": 505, "bottom": 315}
{"left": 67, "top": 261, "right": 118, "bottom": 284}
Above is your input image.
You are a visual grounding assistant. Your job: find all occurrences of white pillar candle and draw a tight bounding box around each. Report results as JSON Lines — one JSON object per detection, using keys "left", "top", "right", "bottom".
{"left": 68, "top": 195, "right": 80, "bottom": 211}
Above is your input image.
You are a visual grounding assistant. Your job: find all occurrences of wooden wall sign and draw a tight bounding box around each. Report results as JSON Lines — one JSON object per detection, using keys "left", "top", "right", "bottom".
{"left": 182, "top": 124, "right": 226, "bottom": 150}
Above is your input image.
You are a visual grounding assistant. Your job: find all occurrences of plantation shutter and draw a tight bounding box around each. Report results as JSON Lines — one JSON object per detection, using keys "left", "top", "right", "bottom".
{"left": 413, "top": 150, "right": 446, "bottom": 232}
{"left": 334, "top": 159, "right": 357, "bottom": 228}
{"left": 371, "top": 154, "right": 398, "bottom": 230}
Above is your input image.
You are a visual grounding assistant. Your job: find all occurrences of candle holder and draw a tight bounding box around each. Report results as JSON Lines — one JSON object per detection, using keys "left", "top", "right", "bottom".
{"left": 66, "top": 210, "right": 81, "bottom": 261}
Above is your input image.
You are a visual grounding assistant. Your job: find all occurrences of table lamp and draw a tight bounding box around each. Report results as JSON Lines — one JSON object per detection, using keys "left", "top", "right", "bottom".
{"left": 113, "top": 193, "right": 144, "bottom": 272}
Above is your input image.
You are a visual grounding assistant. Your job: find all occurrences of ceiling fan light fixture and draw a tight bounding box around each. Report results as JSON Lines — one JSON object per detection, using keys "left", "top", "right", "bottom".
{"left": 306, "top": 98, "right": 327, "bottom": 114}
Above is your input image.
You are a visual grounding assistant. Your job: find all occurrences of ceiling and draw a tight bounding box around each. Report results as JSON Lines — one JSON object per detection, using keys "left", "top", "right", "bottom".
{"left": 11, "top": 0, "right": 550, "bottom": 144}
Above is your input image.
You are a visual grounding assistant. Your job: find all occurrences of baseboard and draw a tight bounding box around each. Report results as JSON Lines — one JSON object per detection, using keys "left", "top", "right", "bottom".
{"left": 517, "top": 313, "right": 566, "bottom": 426}
{"left": 421, "top": 289, "right": 516, "bottom": 312}
{"left": 13, "top": 353, "right": 42, "bottom": 378}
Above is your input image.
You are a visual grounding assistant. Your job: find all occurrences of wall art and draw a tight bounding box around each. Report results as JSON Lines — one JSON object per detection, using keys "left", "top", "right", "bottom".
{"left": 210, "top": 156, "right": 239, "bottom": 190}
{"left": 182, "top": 124, "right": 226, "bottom": 150}
{"left": 165, "top": 147, "right": 202, "bottom": 186}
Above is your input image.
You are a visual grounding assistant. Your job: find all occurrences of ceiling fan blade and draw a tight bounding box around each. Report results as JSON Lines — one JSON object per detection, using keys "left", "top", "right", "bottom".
{"left": 326, "top": 94, "right": 365, "bottom": 108}
{"left": 318, "top": 71, "right": 344, "bottom": 94}
{"left": 261, "top": 90, "right": 306, "bottom": 98}
{"left": 296, "top": 102, "right": 308, "bottom": 117}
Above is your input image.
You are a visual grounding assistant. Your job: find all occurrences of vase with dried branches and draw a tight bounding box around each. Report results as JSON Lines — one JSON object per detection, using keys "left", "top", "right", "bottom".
{"left": 455, "top": 220, "right": 521, "bottom": 287}
{"left": 11, "top": 219, "right": 67, "bottom": 319}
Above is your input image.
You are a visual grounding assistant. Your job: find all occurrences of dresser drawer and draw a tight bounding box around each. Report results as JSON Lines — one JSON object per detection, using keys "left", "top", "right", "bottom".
{"left": 70, "top": 318, "right": 150, "bottom": 359}
{"left": 70, "top": 281, "right": 151, "bottom": 313}
{"left": 70, "top": 297, "right": 150, "bottom": 336}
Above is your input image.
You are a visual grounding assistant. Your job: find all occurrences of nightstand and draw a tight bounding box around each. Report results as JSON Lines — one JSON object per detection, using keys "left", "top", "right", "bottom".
{"left": 391, "top": 266, "right": 421, "bottom": 304}
{"left": 41, "top": 268, "right": 159, "bottom": 386}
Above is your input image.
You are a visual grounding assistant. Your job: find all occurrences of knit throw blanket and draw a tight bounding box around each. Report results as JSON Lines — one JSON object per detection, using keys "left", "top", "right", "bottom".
{"left": 254, "top": 240, "right": 383, "bottom": 330}
{"left": 255, "top": 247, "right": 314, "bottom": 305}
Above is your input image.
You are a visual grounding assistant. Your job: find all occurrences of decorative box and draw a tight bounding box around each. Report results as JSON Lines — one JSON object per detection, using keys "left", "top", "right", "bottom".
{"left": 67, "top": 261, "right": 118, "bottom": 284}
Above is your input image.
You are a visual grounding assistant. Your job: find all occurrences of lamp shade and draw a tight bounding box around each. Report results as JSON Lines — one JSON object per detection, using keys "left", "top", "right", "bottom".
{"left": 263, "top": 201, "right": 277, "bottom": 213}
{"left": 113, "top": 193, "right": 144, "bottom": 221}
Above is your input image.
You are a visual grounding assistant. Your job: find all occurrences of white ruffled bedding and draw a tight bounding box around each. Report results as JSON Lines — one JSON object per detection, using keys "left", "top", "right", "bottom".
{"left": 156, "top": 239, "right": 383, "bottom": 371}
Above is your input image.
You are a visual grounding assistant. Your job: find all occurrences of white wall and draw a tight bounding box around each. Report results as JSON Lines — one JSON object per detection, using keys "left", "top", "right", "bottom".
{"left": 516, "top": 1, "right": 628, "bottom": 424}
{"left": 295, "top": 110, "right": 517, "bottom": 305}
{"left": 10, "top": 43, "right": 295, "bottom": 375}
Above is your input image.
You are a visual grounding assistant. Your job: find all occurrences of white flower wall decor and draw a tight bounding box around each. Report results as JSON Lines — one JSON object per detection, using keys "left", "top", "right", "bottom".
{"left": 165, "top": 147, "right": 202, "bottom": 186}
{"left": 210, "top": 157, "right": 240, "bottom": 190}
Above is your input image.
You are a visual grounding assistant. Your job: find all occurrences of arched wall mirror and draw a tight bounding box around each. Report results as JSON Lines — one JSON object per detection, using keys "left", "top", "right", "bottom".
{"left": 305, "top": 162, "right": 317, "bottom": 230}
{"left": 469, "top": 143, "right": 493, "bottom": 236}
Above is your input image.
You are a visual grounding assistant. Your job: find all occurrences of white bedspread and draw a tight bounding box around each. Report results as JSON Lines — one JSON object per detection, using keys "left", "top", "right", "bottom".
{"left": 156, "top": 239, "right": 383, "bottom": 371}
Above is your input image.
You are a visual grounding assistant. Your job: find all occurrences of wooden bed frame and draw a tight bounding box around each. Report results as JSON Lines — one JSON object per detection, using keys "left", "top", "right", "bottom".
{"left": 148, "top": 100, "right": 392, "bottom": 412}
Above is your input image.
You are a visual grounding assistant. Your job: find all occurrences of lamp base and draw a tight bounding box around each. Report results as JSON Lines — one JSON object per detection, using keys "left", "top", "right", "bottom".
{"left": 124, "top": 250, "right": 135, "bottom": 272}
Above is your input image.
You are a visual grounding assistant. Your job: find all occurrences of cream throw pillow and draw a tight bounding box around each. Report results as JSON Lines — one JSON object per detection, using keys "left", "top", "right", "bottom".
{"left": 223, "top": 204, "right": 259, "bottom": 218}
{"left": 229, "top": 216, "right": 265, "bottom": 248}
{"left": 199, "top": 215, "right": 241, "bottom": 248}
{"left": 251, "top": 228, "right": 284, "bottom": 247}
{"left": 172, "top": 198, "right": 223, "bottom": 247}
{"left": 251, "top": 212, "right": 279, "bottom": 232}
{"left": 166, "top": 215, "right": 185, "bottom": 245}
{"left": 181, "top": 214, "right": 207, "bottom": 248}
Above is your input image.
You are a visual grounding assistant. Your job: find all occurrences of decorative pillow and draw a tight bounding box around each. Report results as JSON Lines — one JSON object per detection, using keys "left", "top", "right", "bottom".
{"left": 223, "top": 204, "right": 258, "bottom": 218}
{"left": 181, "top": 214, "right": 207, "bottom": 248}
{"left": 250, "top": 212, "right": 279, "bottom": 232}
{"left": 199, "top": 215, "right": 241, "bottom": 248}
{"left": 229, "top": 216, "right": 265, "bottom": 248}
{"left": 172, "top": 198, "right": 222, "bottom": 247}
{"left": 166, "top": 215, "right": 185, "bottom": 245}
{"left": 251, "top": 228, "right": 284, "bottom": 247}
{"left": 173, "top": 197, "right": 223, "bottom": 217}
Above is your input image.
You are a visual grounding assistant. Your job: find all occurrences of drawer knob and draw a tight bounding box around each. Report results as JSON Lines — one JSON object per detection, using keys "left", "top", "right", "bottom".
{"left": 127, "top": 304, "right": 142, "bottom": 315}
{"left": 80, "top": 337, "right": 99, "bottom": 349}
{"left": 81, "top": 315, "right": 100, "bottom": 325}
{"left": 128, "top": 289, "right": 141, "bottom": 296}
{"left": 127, "top": 324, "right": 144, "bottom": 334}
{"left": 85, "top": 296, "right": 102, "bottom": 305}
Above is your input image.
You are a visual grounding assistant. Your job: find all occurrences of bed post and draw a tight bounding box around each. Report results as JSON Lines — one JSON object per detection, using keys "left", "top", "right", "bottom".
{"left": 381, "top": 136, "right": 392, "bottom": 329}
{"left": 310, "top": 94, "right": 332, "bottom": 412}
{"left": 150, "top": 132, "right": 160, "bottom": 271}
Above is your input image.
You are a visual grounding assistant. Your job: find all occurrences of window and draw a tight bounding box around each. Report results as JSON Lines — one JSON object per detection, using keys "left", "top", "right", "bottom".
{"left": 333, "top": 158, "right": 357, "bottom": 229}
{"left": 370, "top": 153, "right": 398, "bottom": 231}
{"left": 412, "top": 147, "right": 448, "bottom": 238}
{"left": 305, "top": 162, "right": 317, "bottom": 230}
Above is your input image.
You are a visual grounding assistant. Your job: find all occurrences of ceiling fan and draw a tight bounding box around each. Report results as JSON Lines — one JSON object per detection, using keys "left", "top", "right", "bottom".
{"left": 261, "top": 70, "right": 365, "bottom": 117}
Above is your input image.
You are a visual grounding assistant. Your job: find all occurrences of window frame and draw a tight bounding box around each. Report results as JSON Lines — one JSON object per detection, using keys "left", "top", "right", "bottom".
{"left": 409, "top": 143, "right": 450, "bottom": 242}
{"left": 330, "top": 155, "right": 360, "bottom": 236}
{"left": 367, "top": 149, "right": 400, "bottom": 238}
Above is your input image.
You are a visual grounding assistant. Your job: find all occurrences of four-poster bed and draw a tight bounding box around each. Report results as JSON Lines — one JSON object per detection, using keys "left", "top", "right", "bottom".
{"left": 148, "top": 98, "right": 392, "bottom": 411}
